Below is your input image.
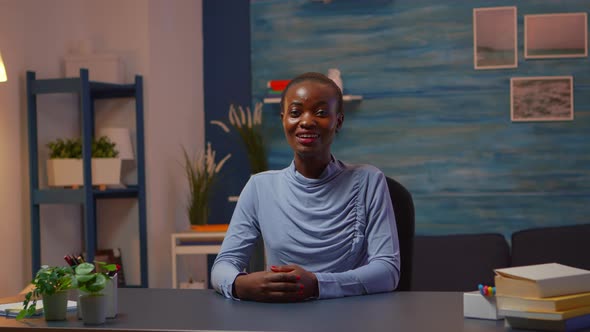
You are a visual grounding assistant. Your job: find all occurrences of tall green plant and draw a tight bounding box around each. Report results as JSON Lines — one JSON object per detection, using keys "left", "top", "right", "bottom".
{"left": 210, "top": 103, "right": 268, "bottom": 174}
{"left": 183, "top": 143, "right": 231, "bottom": 225}
{"left": 17, "top": 265, "right": 76, "bottom": 320}
{"left": 230, "top": 103, "right": 267, "bottom": 174}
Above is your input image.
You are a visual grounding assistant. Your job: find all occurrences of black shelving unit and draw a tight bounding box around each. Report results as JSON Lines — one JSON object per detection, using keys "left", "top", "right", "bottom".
{"left": 26, "top": 68, "right": 148, "bottom": 287}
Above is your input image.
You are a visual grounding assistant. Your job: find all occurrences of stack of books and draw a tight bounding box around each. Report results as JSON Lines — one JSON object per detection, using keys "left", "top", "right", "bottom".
{"left": 494, "top": 263, "right": 590, "bottom": 331}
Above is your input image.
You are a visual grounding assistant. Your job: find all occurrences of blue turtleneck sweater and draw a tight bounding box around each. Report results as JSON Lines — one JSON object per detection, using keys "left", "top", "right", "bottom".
{"left": 211, "top": 158, "right": 400, "bottom": 299}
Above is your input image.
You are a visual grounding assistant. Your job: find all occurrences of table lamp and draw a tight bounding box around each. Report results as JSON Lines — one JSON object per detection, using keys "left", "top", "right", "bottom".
{"left": 97, "top": 127, "right": 134, "bottom": 160}
{"left": 0, "top": 50, "right": 7, "bottom": 82}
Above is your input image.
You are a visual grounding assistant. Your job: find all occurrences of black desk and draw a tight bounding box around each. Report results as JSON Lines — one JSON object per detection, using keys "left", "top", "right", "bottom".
{"left": 0, "top": 289, "right": 505, "bottom": 331}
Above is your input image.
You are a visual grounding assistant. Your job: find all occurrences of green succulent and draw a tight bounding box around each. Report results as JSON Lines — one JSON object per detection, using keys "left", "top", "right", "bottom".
{"left": 75, "top": 262, "right": 117, "bottom": 296}
{"left": 47, "top": 136, "right": 119, "bottom": 159}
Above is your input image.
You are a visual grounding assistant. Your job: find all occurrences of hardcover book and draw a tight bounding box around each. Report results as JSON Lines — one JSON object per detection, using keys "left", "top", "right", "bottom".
{"left": 499, "top": 305, "right": 590, "bottom": 321}
{"left": 497, "top": 292, "right": 590, "bottom": 313}
{"left": 494, "top": 263, "right": 590, "bottom": 298}
{"left": 505, "top": 313, "right": 590, "bottom": 331}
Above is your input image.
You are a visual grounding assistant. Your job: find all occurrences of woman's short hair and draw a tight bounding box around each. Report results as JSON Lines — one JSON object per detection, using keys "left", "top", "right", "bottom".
{"left": 279, "top": 72, "right": 344, "bottom": 114}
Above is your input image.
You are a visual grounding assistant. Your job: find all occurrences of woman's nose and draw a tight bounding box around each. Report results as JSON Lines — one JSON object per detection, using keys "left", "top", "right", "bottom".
{"left": 300, "top": 112, "right": 316, "bottom": 128}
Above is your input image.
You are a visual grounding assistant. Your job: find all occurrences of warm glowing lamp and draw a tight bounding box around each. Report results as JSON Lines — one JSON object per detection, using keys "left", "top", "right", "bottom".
{"left": 0, "top": 50, "right": 7, "bottom": 82}
{"left": 97, "top": 128, "right": 134, "bottom": 160}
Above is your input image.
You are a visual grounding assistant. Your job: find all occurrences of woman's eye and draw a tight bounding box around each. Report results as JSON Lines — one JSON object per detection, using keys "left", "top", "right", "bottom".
{"left": 316, "top": 109, "right": 327, "bottom": 116}
{"left": 289, "top": 109, "right": 301, "bottom": 117}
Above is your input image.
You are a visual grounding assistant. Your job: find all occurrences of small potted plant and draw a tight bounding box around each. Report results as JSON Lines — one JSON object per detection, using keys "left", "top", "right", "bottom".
{"left": 46, "top": 136, "right": 121, "bottom": 189}
{"left": 17, "top": 265, "right": 76, "bottom": 321}
{"left": 74, "top": 262, "right": 117, "bottom": 325}
{"left": 182, "top": 142, "right": 231, "bottom": 231}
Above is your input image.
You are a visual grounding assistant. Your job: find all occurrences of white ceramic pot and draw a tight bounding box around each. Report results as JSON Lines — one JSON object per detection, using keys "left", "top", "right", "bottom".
{"left": 77, "top": 275, "right": 117, "bottom": 321}
{"left": 79, "top": 294, "right": 106, "bottom": 325}
{"left": 42, "top": 291, "right": 68, "bottom": 321}
{"left": 47, "top": 158, "right": 122, "bottom": 187}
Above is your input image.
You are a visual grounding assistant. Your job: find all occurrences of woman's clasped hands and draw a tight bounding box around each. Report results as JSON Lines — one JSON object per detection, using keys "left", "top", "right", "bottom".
{"left": 233, "top": 264, "right": 318, "bottom": 302}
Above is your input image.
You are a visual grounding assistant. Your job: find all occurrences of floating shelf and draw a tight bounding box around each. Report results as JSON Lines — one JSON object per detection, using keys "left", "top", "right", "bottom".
{"left": 263, "top": 94, "right": 363, "bottom": 104}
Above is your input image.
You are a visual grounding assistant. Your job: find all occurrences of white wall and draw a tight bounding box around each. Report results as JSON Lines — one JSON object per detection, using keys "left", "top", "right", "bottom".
{"left": 0, "top": 0, "right": 27, "bottom": 298}
{"left": 0, "top": 0, "right": 203, "bottom": 296}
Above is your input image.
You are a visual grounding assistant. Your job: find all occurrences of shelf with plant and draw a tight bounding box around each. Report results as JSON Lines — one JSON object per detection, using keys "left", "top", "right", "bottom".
{"left": 46, "top": 136, "right": 121, "bottom": 189}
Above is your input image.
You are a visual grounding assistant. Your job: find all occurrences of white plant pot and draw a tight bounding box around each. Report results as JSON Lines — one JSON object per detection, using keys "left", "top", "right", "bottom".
{"left": 42, "top": 291, "right": 68, "bottom": 321}
{"left": 79, "top": 294, "right": 107, "bottom": 325}
{"left": 47, "top": 158, "right": 121, "bottom": 187}
{"left": 77, "top": 275, "right": 117, "bottom": 320}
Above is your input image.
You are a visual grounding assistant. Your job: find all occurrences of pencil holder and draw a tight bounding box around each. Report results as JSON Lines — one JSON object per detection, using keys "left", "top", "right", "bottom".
{"left": 104, "top": 274, "right": 118, "bottom": 318}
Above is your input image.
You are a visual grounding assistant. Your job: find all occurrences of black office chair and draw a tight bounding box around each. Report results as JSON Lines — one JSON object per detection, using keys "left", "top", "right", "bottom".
{"left": 511, "top": 224, "right": 590, "bottom": 270}
{"left": 411, "top": 233, "right": 511, "bottom": 291}
{"left": 385, "top": 176, "right": 415, "bottom": 291}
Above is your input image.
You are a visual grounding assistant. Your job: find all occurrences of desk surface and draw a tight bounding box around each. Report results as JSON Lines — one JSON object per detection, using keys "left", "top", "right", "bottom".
{"left": 0, "top": 289, "right": 506, "bottom": 332}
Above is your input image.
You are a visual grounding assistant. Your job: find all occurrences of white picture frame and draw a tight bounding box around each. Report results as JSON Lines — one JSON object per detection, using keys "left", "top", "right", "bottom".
{"left": 510, "top": 76, "right": 574, "bottom": 122}
{"left": 525, "top": 13, "right": 588, "bottom": 59}
{"left": 473, "top": 6, "right": 517, "bottom": 70}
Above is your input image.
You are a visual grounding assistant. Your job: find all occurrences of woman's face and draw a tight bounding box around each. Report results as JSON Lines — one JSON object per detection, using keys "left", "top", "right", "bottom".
{"left": 281, "top": 80, "right": 343, "bottom": 160}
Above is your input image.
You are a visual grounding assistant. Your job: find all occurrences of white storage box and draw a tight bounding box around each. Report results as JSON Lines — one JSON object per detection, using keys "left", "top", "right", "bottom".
{"left": 463, "top": 291, "right": 504, "bottom": 320}
{"left": 64, "top": 54, "right": 124, "bottom": 83}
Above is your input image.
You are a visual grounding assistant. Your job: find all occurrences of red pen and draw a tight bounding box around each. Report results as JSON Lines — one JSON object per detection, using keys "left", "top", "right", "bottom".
{"left": 64, "top": 255, "right": 74, "bottom": 266}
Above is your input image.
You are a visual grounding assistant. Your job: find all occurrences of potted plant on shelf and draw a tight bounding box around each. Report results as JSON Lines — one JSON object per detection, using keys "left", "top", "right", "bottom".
{"left": 17, "top": 265, "right": 76, "bottom": 321}
{"left": 46, "top": 136, "right": 121, "bottom": 189}
{"left": 210, "top": 102, "right": 268, "bottom": 174}
{"left": 182, "top": 142, "right": 231, "bottom": 231}
{"left": 74, "top": 262, "right": 117, "bottom": 325}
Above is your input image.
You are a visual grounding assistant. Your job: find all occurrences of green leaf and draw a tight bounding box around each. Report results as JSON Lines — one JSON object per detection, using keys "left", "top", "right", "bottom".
{"left": 75, "top": 262, "right": 95, "bottom": 275}
{"left": 76, "top": 274, "right": 94, "bottom": 283}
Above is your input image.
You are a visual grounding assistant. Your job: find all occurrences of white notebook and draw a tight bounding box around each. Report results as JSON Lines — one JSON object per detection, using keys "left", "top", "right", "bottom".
{"left": 0, "top": 300, "right": 77, "bottom": 317}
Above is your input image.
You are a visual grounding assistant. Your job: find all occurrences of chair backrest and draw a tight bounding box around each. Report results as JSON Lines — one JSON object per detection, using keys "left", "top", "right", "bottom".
{"left": 511, "top": 224, "right": 590, "bottom": 270}
{"left": 411, "top": 233, "right": 511, "bottom": 291}
{"left": 385, "top": 176, "right": 415, "bottom": 291}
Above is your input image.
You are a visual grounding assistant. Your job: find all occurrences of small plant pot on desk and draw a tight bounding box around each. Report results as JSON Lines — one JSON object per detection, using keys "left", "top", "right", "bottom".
{"left": 79, "top": 294, "right": 107, "bottom": 325}
{"left": 77, "top": 274, "right": 118, "bottom": 320}
{"left": 42, "top": 291, "right": 69, "bottom": 321}
{"left": 75, "top": 262, "right": 119, "bottom": 325}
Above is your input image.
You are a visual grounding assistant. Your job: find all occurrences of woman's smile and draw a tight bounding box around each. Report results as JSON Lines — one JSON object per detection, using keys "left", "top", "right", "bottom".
{"left": 296, "top": 131, "right": 320, "bottom": 145}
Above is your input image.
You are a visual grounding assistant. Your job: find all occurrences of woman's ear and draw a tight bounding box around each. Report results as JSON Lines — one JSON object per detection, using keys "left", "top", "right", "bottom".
{"left": 336, "top": 112, "right": 344, "bottom": 132}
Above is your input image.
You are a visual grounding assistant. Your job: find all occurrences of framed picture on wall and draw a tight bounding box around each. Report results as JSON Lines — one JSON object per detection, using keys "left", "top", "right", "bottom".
{"left": 525, "top": 13, "right": 588, "bottom": 59}
{"left": 510, "top": 76, "right": 574, "bottom": 122}
{"left": 473, "top": 6, "right": 517, "bottom": 70}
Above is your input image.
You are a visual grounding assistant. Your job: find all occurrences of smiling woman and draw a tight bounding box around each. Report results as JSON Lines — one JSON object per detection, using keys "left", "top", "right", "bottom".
{"left": 280, "top": 73, "right": 343, "bottom": 178}
{"left": 211, "top": 72, "right": 401, "bottom": 303}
